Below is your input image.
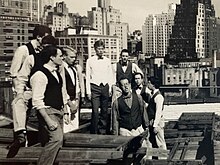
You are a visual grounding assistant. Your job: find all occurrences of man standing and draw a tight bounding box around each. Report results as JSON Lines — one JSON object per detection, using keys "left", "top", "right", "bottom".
{"left": 133, "top": 72, "right": 151, "bottom": 105}
{"left": 86, "top": 40, "right": 114, "bottom": 134}
{"left": 112, "top": 49, "right": 143, "bottom": 102}
{"left": 147, "top": 77, "right": 167, "bottom": 152}
{"left": 30, "top": 45, "right": 66, "bottom": 165}
{"left": 7, "top": 25, "right": 52, "bottom": 158}
{"left": 111, "top": 77, "right": 149, "bottom": 136}
{"left": 62, "top": 46, "right": 80, "bottom": 132}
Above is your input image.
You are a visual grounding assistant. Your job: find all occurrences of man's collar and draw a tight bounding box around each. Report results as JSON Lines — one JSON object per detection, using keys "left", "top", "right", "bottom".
{"left": 44, "top": 64, "right": 57, "bottom": 72}
{"left": 96, "top": 55, "right": 104, "bottom": 60}
{"left": 136, "top": 84, "right": 143, "bottom": 90}
{"left": 152, "top": 89, "right": 159, "bottom": 95}
{"left": 122, "top": 92, "right": 132, "bottom": 99}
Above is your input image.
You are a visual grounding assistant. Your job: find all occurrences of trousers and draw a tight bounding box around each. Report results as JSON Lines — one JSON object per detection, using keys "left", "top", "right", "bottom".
{"left": 90, "top": 83, "right": 109, "bottom": 134}
{"left": 12, "top": 90, "right": 32, "bottom": 132}
{"left": 37, "top": 107, "right": 63, "bottom": 165}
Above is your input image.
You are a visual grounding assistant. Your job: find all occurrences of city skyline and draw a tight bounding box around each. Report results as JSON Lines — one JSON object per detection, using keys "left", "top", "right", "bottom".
{"left": 54, "top": 0, "right": 220, "bottom": 32}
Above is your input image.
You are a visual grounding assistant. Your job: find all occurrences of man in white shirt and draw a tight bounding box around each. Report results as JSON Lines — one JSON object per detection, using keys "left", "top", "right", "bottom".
{"left": 30, "top": 45, "right": 68, "bottom": 165}
{"left": 62, "top": 46, "right": 80, "bottom": 132}
{"left": 147, "top": 77, "right": 167, "bottom": 154}
{"left": 86, "top": 40, "right": 114, "bottom": 134}
{"left": 7, "top": 25, "right": 52, "bottom": 158}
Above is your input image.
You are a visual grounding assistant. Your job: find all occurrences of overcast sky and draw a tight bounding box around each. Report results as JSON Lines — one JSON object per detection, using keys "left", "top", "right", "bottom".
{"left": 54, "top": 0, "right": 220, "bottom": 32}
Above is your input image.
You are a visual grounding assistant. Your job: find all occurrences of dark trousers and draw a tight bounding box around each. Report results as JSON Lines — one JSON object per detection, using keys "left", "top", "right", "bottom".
{"left": 37, "top": 108, "right": 63, "bottom": 165}
{"left": 90, "top": 83, "right": 109, "bottom": 134}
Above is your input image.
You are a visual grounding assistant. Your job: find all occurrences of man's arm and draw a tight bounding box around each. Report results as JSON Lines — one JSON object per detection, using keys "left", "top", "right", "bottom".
{"left": 76, "top": 65, "right": 85, "bottom": 98}
{"left": 153, "top": 94, "right": 164, "bottom": 127}
{"left": 111, "top": 99, "right": 119, "bottom": 135}
{"left": 30, "top": 71, "right": 57, "bottom": 130}
{"left": 16, "top": 55, "right": 35, "bottom": 95}
{"left": 132, "top": 63, "right": 143, "bottom": 75}
{"left": 85, "top": 58, "right": 91, "bottom": 99}
{"left": 137, "top": 95, "right": 149, "bottom": 129}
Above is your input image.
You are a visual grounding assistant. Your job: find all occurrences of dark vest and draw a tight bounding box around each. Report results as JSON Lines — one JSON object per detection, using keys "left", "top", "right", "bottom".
{"left": 140, "top": 85, "right": 151, "bottom": 104}
{"left": 118, "top": 92, "right": 142, "bottom": 130}
{"left": 40, "top": 67, "right": 64, "bottom": 110}
{"left": 147, "top": 91, "right": 163, "bottom": 120}
{"left": 116, "top": 62, "right": 133, "bottom": 84}
{"left": 26, "top": 42, "right": 37, "bottom": 56}
{"left": 64, "top": 67, "right": 77, "bottom": 101}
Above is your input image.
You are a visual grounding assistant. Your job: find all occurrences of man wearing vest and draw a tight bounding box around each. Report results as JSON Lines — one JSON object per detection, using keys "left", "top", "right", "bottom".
{"left": 111, "top": 77, "right": 149, "bottom": 138}
{"left": 30, "top": 45, "right": 67, "bottom": 165}
{"left": 147, "top": 77, "right": 167, "bottom": 155}
{"left": 133, "top": 72, "right": 151, "bottom": 105}
{"left": 7, "top": 25, "right": 52, "bottom": 158}
{"left": 112, "top": 49, "right": 143, "bottom": 103}
{"left": 62, "top": 46, "right": 80, "bottom": 132}
{"left": 86, "top": 40, "right": 114, "bottom": 134}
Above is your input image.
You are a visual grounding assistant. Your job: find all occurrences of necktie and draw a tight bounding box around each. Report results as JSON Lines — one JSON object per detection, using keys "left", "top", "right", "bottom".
{"left": 98, "top": 56, "right": 103, "bottom": 60}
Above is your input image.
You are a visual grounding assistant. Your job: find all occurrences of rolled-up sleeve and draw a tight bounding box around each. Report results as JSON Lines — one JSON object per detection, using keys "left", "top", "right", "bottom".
{"left": 30, "top": 71, "right": 48, "bottom": 110}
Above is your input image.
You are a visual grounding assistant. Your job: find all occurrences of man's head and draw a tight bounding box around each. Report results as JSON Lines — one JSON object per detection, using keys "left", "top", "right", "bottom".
{"left": 119, "top": 77, "right": 131, "bottom": 95}
{"left": 147, "top": 77, "right": 160, "bottom": 91}
{"left": 40, "top": 45, "right": 64, "bottom": 66}
{"left": 32, "top": 25, "right": 52, "bottom": 44}
{"left": 94, "top": 40, "right": 105, "bottom": 58}
{"left": 120, "top": 49, "right": 129, "bottom": 65}
{"left": 62, "top": 46, "right": 77, "bottom": 66}
{"left": 134, "top": 72, "right": 144, "bottom": 87}
{"left": 41, "top": 35, "right": 57, "bottom": 47}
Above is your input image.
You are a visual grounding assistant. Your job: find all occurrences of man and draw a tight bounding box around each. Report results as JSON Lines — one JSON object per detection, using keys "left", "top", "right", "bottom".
{"left": 111, "top": 77, "right": 149, "bottom": 137}
{"left": 133, "top": 72, "right": 151, "bottom": 105}
{"left": 86, "top": 40, "right": 114, "bottom": 134}
{"left": 147, "top": 77, "right": 167, "bottom": 152}
{"left": 7, "top": 25, "right": 52, "bottom": 158}
{"left": 62, "top": 46, "right": 80, "bottom": 132}
{"left": 30, "top": 45, "right": 67, "bottom": 165}
{"left": 112, "top": 49, "right": 143, "bottom": 102}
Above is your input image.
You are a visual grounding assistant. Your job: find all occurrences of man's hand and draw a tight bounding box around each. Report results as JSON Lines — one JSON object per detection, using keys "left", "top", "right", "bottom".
{"left": 68, "top": 100, "right": 78, "bottom": 114}
{"left": 12, "top": 93, "right": 24, "bottom": 105}
{"left": 153, "top": 127, "right": 160, "bottom": 135}
{"left": 81, "top": 97, "right": 86, "bottom": 105}
{"left": 47, "top": 118, "right": 58, "bottom": 131}
{"left": 63, "top": 113, "right": 70, "bottom": 125}
{"left": 87, "top": 94, "right": 91, "bottom": 101}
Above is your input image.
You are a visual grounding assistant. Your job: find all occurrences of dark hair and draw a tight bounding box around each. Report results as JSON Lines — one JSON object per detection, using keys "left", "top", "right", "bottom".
{"left": 41, "top": 35, "right": 57, "bottom": 46}
{"left": 94, "top": 40, "right": 105, "bottom": 49}
{"left": 134, "top": 72, "right": 143, "bottom": 79}
{"left": 120, "top": 49, "right": 129, "bottom": 56}
{"left": 32, "top": 25, "right": 52, "bottom": 39}
{"left": 40, "top": 45, "right": 61, "bottom": 64}
{"left": 118, "top": 76, "right": 130, "bottom": 88}
{"left": 148, "top": 76, "right": 160, "bottom": 89}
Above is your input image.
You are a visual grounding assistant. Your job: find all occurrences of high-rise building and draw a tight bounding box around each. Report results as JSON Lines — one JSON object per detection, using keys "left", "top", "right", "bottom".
{"left": 0, "top": 0, "right": 41, "bottom": 81}
{"left": 88, "top": 0, "right": 128, "bottom": 51}
{"left": 142, "top": 4, "right": 176, "bottom": 57}
{"left": 168, "top": 0, "right": 215, "bottom": 63}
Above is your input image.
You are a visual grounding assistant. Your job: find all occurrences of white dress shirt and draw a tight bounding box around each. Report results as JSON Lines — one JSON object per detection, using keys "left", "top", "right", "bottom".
{"left": 86, "top": 55, "right": 114, "bottom": 95}
{"left": 30, "top": 64, "right": 60, "bottom": 110}
{"left": 152, "top": 89, "right": 164, "bottom": 127}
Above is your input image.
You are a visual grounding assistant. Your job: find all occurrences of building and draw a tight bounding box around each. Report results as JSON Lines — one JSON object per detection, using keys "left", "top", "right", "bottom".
{"left": 87, "top": 0, "right": 128, "bottom": 51}
{"left": 0, "top": 0, "right": 41, "bottom": 81}
{"left": 142, "top": 4, "right": 176, "bottom": 57}
{"left": 56, "top": 30, "right": 120, "bottom": 71}
{"left": 168, "top": 0, "right": 216, "bottom": 63}
{"left": 44, "top": 1, "right": 70, "bottom": 35}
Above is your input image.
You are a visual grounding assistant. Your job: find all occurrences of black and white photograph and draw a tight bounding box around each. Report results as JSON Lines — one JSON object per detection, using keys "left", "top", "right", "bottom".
{"left": 0, "top": 0, "right": 220, "bottom": 164}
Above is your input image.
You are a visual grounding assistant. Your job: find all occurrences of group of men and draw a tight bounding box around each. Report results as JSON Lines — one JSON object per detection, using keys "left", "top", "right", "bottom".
{"left": 7, "top": 24, "right": 166, "bottom": 164}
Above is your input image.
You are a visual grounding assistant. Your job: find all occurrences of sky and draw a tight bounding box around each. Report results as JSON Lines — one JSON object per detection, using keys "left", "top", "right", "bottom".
{"left": 54, "top": 0, "right": 220, "bottom": 32}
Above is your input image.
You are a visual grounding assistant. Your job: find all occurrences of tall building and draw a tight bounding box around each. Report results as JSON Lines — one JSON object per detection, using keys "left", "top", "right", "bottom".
{"left": 0, "top": 0, "right": 41, "bottom": 81}
{"left": 142, "top": 4, "right": 176, "bottom": 57}
{"left": 44, "top": 1, "right": 69, "bottom": 35}
{"left": 168, "top": 0, "right": 215, "bottom": 63}
{"left": 88, "top": 0, "right": 128, "bottom": 51}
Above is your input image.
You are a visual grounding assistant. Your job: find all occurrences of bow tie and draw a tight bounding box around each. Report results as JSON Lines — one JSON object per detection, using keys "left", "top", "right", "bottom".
{"left": 136, "top": 86, "right": 142, "bottom": 90}
{"left": 97, "top": 56, "right": 103, "bottom": 60}
{"left": 123, "top": 93, "right": 132, "bottom": 99}
{"left": 121, "top": 62, "right": 127, "bottom": 66}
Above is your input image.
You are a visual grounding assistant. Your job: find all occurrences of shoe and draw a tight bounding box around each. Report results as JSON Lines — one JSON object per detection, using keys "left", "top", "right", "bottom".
{"left": 6, "top": 131, "right": 26, "bottom": 158}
